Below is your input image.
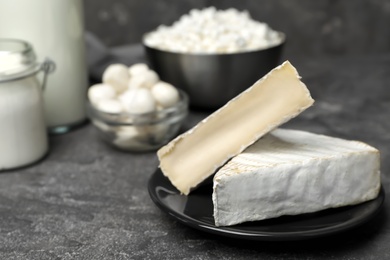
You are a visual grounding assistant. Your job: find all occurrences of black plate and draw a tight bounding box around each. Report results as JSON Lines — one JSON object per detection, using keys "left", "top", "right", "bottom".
{"left": 148, "top": 169, "right": 385, "bottom": 241}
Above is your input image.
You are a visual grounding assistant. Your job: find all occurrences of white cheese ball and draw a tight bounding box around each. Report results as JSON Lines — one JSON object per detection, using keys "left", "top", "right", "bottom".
{"left": 128, "top": 63, "right": 149, "bottom": 77}
{"left": 151, "top": 82, "right": 180, "bottom": 108}
{"left": 128, "top": 70, "right": 159, "bottom": 89}
{"left": 95, "top": 99, "right": 123, "bottom": 114}
{"left": 128, "top": 76, "right": 144, "bottom": 89}
{"left": 88, "top": 84, "right": 116, "bottom": 105}
{"left": 113, "top": 126, "right": 145, "bottom": 150}
{"left": 120, "top": 88, "right": 156, "bottom": 114}
{"left": 147, "top": 124, "right": 170, "bottom": 143}
{"left": 102, "top": 64, "right": 130, "bottom": 93}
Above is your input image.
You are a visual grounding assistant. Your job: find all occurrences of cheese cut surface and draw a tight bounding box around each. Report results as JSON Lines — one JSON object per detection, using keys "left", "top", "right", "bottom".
{"left": 157, "top": 61, "right": 314, "bottom": 195}
{"left": 213, "top": 128, "right": 381, "bottom": 227}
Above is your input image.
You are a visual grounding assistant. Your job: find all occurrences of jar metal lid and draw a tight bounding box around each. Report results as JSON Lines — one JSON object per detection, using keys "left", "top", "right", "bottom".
{"left": 0, "top": 39, "right": 43, "bottom": 82}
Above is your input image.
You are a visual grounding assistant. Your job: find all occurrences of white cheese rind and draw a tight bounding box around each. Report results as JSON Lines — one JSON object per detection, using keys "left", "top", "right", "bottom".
{"left": 157, "top": 61, "right": 314, "bottom": 195}
{"left": 213, "top": 129, "right": 381, "bottom": 226}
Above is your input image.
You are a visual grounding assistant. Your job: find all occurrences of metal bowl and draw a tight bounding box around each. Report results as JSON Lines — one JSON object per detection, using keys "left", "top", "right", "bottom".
{"left": 143, "top": 32, "right": 285, "bottom": 110}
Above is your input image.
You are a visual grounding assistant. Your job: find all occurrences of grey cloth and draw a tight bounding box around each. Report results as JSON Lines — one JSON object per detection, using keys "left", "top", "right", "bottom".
{"left": 85, "top": 32, "right": 147, "bottom": 82}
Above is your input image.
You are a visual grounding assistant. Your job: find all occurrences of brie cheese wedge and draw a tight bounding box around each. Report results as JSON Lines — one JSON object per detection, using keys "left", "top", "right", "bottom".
{"left": 213, "top": 128, "right": 381, "bottom": 226}
{"left": 157, "top": 61, "right": 314, "bottom": 195}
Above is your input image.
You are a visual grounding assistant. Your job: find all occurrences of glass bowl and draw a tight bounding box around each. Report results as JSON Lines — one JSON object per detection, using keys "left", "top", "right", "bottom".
{"left": 87, "top": 89, "right": 189, "bottom": 152}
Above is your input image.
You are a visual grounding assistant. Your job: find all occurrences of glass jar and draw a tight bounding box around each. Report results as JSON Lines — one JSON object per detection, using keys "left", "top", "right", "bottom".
{"left": 0, "top": 39, "right": 55, "bottom": 170}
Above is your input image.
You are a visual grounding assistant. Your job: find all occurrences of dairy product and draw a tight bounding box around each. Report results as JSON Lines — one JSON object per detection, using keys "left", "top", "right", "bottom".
{"left": 121, "top": 88, "right": 156, "bottom": 114}
{"left": 129, "top": 63, "right": 149, "bottom": 77}
{"left": 144, "top": 7, "right": 283, "bottom": 54}
{"left": 151, "top": 82, "right": 180, "bottom": 108}
{"left": 157, "top": 61, "right": 314, "bottom": 195}
{"left": 128, "top": 70, "right": 159, "bottom": 89}
{"left": 0, "top": 39, "right": 51, "bottom": 170}
{"left": 89, "top": 63, "right": 178, "bottom": 114}
{"left": 88, "top": 63, "right": 185, "bottom": 151}
{"left": 213, "top": 128, "right": 381, "bottom": 226}
{"left": 0, "top": 0, "right": 88, "bottom": 130}
{"left": 96, "top": 99, "right": 123, "bottom": 114}
{"left": 0, "top": 78, "right": 47, "bottom": 170}
{"left": 88, "top": 84, "right": 117, "bottom": 106}
{"left": 102, "top": 64, "right": 130, "bottom": 93}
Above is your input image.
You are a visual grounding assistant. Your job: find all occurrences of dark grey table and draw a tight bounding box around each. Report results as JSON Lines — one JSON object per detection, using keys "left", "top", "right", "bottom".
{"left": 0, "top": 55, "right": 389, "bottom": 259}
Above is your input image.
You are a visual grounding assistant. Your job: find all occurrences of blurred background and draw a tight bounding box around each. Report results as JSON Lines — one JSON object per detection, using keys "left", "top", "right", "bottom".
{"left": 83, "top": 0, "right": 390, "bottom": 60}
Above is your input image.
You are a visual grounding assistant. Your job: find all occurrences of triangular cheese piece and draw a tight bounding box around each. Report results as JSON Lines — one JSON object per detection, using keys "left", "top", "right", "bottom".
{"left": 213, "top": 128, "right": 381, "bottom": 226}
{"left": 157, "top": 61, "right": 314, "bottom": 195}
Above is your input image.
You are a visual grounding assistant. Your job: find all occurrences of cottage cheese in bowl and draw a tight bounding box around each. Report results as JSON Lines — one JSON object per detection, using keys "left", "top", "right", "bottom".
{"left": 144, "top": 7, "right": 283, "bottom": 54}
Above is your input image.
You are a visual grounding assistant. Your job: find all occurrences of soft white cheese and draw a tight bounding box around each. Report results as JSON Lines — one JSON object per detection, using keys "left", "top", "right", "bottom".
{"left": 157, "top": 61, "right": 314, "bottom": 195}
{"left": 213, "top": 128, "right": 381, "bottom": 226}
{"left": 144, "top": 7, "right": 282, "bottom": 54}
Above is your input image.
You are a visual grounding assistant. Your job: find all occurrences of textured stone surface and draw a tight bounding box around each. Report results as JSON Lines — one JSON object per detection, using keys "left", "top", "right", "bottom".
{"left": 0, "top": 52, "right": 389, "bottom": 259}
{"left": 83, "top": 0, "right": 390, "bottom": 58}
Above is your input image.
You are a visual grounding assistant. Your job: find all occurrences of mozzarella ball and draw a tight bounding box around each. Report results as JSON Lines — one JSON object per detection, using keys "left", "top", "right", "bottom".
{"left": 118, "top": 90, "right": 133, "bottom": 104}
{"left": 142, "top": 70, "right": 160, "bottom": 87}
{"left": 96, "top": 99, "right": 123, "bottom": 114}
{"left": 121, "top": 88, "right": 156, "bottom": 114}
{"left": 128, "top": 63, "right": 149, "bottom": 77}
{"left": 88, "top": 84, "right": 116, "bottom": 105}
{"left": 128, "top": 70, "right": 159, "bottom": 89}
{"left": 151, "top": 82, "right": 180, "bottom": 108}
{"left": 147, "top": 124, "right": 170, "bottom": 142}
{"left": 113, "top": 126, "right": 145, "bottom": 150}
{"left": 102, "top": 64, "right": 129, "bottom": 93}
{"left": 128, "top": 76, "right": 144, "bottom": 89}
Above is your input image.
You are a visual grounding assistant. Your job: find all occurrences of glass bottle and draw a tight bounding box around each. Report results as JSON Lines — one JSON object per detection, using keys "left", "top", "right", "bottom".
{"left": 0, "top": 0, "right": 88, "bottom": 134}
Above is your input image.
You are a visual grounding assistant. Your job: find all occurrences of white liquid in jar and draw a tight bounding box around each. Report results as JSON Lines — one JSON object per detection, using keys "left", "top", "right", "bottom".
{"left": 0, "top": 77, "right": 48, "bottom": 170}
{"left": 0, "top": 0, "right": 88, "bottom": 129}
